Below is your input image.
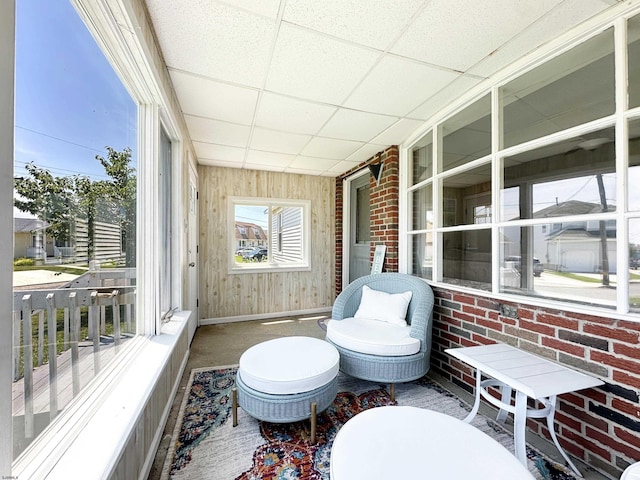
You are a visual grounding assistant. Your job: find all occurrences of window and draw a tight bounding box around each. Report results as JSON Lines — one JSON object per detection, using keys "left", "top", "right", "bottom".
{"left": 405, "top": 17, "right": 640, "bottom": 315}
{"left": 230, "top": 197, "right": 310, "bottom": 272}
{"left": 11, "top": 0, "right": 139, "bottom": 457}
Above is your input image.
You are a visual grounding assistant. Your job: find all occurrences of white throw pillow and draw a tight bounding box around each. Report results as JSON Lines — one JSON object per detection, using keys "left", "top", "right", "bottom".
{"left": 354, "top": 285, "right": 413, "bottom": 327}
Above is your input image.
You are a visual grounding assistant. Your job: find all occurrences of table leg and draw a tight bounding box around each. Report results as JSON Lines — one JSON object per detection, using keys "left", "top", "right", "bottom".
{"left": 544, "top": 395, "right": 583, "bottom": 477}
{"left": 514, "top": 390, "right": 528, "bottom": 466}
{"left": 232, "top": 388, "right": 238, "bottom": 427}
{"left": 463, "top": 368, "right": 483, "bottom": 423}
{"left": 496, "top": 384, "right": 512, "bottom": 423}
{"left": 310, "top": 402, "right": 317, "bottom": 444}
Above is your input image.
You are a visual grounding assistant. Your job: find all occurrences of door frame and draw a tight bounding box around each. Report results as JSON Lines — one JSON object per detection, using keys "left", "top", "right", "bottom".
{"left": 187, "top": 159, "right": 198, "bottom": 343}
{"left": 342, "top": 169, "right": 370, "bottom": 288}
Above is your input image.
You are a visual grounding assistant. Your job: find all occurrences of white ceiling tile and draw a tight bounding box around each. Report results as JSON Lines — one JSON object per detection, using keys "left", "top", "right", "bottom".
{"left": 220, "top": 0, "right": 281, "bottom": 19}
{"left": 146, "top": 0, "right": 275, "bottom": 87}
{"left": 185, "top": 115, "right": 251, "bottom": 147}
{"left": 371, "top": 118, "right": 425, "bottom": 145}
{"left": 193, "top": 141, "right": 246, "bottom": 162}
{"left": 319, "top": 109, "right": 399, "bottom": 142}
{"left": 266, "top": 23, "right": 381, "bottom": 104}
{"left": 345, "top": 143, "right": 388, "bottom": 163}
{"left": 345, "top": 55, "right": 460, "bottom": 116}
{"left": 327, "top": 160, "right": 361, "bottom": 174}
{"left": 255, "top": 93, "right": 337, "bottom": 135}
{"left": 391, "top": 0, "right": 563, "bottom": 72}
{"left": 199, "top": 158, "right": 243, "bottom": 168}
{"left": 301, "top": 137, "right": 363, "bottom": 160}
{"left": 246, "top": 150, "right": 296, "bottom": 167}
{"left": 408, "top": 75, "right": 485, "bottom": 121}
{"left": 170, "top": 70, "right": 258, "bottom": 125}
{"left": 467, "top": 0, "right": 613, "bottom": 78}
{"left": 282, "top": 0, "right": 424, "bottom": 51}
{"left": 250, "top": 128, "right": 312, "bottom": 155}
{"left": 289, "top": 156, "right": 340, "bottom": 170}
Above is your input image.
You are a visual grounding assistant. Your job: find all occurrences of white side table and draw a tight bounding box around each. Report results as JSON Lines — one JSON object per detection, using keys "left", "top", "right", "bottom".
{"left": 446, "top": 343, "right": 603, "bottom": 477}
{"left": 622, "top": 462, "right": 640, "bottom": 480}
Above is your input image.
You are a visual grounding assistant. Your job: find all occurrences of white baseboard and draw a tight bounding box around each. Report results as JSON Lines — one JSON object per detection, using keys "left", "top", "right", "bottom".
{"left": 199, "top": 307, "right": 332, "bottom": 325}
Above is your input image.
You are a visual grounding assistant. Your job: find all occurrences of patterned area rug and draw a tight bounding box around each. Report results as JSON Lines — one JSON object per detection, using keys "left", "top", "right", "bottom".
{"left": 161, "top": 366, "right": 579, "bottom": 480}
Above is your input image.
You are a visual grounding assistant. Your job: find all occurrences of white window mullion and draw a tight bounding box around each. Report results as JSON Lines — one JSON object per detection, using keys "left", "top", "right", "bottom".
{"left": 615, "top": 16, "right": 630, "bottom": 313}
{"left": 138, "top": 103, "right": 160, "bottom": 335}
{"left": 0, "top": 1, "right": 15, "bottom": 475}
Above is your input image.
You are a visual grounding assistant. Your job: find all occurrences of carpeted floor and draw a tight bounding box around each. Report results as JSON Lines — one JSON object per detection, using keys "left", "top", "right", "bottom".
{"left": 161, "top": 366, "right": 579, "bottom": 480}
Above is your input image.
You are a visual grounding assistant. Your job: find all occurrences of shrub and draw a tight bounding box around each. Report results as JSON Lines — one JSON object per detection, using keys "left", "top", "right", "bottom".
{"left": 14, "top": 257, "right": 35, "bottom": 267}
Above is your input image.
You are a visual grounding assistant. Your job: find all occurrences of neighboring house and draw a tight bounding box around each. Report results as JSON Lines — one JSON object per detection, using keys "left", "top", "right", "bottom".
{"left": 534, "top": 200, "right": 617, "bottom": 273}
{"left": 13, "top": 216, "right": 124, "bottom": 265}
{"left": 235, "top": 221, "right": 267, "bottom": 252}
{"left": 13, "top": 217, "right": 48, "bottom": 261}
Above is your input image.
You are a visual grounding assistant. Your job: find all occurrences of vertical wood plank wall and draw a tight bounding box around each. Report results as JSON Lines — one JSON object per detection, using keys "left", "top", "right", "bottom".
{"left": 199, "top": 166, "right": 336, "bottom": 320}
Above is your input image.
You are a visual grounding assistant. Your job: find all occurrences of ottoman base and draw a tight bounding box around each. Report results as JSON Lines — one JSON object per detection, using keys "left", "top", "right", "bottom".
{"left": 232, "top": 371, "right": 338, "bottom": 443}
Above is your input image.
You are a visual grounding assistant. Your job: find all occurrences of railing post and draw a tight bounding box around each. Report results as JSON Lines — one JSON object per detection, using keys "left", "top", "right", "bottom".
{"left": 37, "top": 310, "right": 44, "bottom": 367}
{"left": 12, "top": 310, "right": 20, "bottom": 382}
{"left": 46, "top": 293, "right": 58, "bottom": 420}
{"left": 21, "top": 295, "right": 34, "bottom": 439}
{"left": 63, "top": 307, "right": 69, "bottom": 350}
{"left": 111, "top": 290, "right": 120, "bottom": 348}
{"left": 68, "top": 292, "right": 80, "bottom": 397}
{"left": 90, "top": 291, "right": 100, "bottom": 373}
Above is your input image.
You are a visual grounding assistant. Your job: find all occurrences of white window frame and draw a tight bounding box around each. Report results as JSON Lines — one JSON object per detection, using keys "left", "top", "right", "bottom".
{"left": 400, "top": 2, "right": 640, "bottom": 322}
{"left": 228, "top": 196, "right": 311, "bottom": 274}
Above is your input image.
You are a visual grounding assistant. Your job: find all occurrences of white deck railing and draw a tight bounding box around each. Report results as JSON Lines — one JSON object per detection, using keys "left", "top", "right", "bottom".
{"left": 12, "top": 269, "right": 136, "bottom": 446}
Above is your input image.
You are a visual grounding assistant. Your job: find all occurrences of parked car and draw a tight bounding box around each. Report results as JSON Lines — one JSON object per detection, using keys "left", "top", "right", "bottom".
{"left": 631, "top": 257, "right": 639, "bottom": 270}
{"left": 242, "top": 247, "right": 268, "bottom": 262}
{"left": 505, "top": 256, "right": 543, "bottom": 277}
{"left": 235, "top": 247, "right": 254, "bottom": 256}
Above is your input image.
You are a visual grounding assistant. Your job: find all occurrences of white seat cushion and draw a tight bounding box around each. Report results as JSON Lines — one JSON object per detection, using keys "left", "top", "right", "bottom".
{"left": 238, "top": 336, "right": 339, "bottom": 395}
{"left": 326, "top": 317, "right": 420, "bottom": 356}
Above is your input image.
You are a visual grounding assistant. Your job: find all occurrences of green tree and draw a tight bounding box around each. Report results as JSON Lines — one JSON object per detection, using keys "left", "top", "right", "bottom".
{"left": 14, "top": 163, "right": 76, "bottom": 245}
{"left": 94, "top": 147, "right": 136, "bottom": 267}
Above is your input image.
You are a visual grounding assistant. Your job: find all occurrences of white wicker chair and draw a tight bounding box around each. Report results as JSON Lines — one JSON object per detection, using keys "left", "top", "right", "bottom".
{"left": 326, "top": 273, "right": 434, "bottom": 400}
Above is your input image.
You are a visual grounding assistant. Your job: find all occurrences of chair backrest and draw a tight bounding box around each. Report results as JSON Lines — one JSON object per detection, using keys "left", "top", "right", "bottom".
{"left": 332, "top": 273, "right": 435, "bottom": 346}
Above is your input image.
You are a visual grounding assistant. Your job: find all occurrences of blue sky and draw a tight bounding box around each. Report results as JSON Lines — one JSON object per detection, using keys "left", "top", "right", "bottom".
{"left": 14, "top": 0, "right": 137, "bottom": 186}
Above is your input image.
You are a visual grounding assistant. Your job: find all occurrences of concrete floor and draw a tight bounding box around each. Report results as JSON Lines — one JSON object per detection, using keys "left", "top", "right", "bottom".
{"left": 146, "top": 313, "right": 609, "bottom": 480}
{"left": 146, "top": 313, "right": 329, "bottom": 480}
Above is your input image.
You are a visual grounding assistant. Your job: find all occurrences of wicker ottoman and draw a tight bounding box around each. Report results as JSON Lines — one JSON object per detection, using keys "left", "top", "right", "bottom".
{"left": 232, "top": 336, "right": 340, "bottom": 443}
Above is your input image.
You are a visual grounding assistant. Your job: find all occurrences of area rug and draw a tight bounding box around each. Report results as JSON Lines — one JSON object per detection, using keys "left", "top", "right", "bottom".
{"left": 161, "top": 366, "right": 578, "bottom": 480}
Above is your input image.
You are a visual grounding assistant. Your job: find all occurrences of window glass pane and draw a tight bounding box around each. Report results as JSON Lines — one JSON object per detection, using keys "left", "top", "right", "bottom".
{"left": 442, "top": 163, "right": 492, "bottom": 227}
{"left": 629, "top": 118, "right": 640, "bottom": 211}
{"left": 411, "top": 184, "right": 432, "bottom": 231}
{"left": 630, "top": 219, "right": 640, "bottom": 313}
{"left": 13, "top": 0, "right": 137, "bottom": 456}
{"left": 443, "top": 230, "right": 491, "bottom": 290}
{"left": 411, "top": 233, "right": 433, "bottom": 280}
{"left": 501, "top": 28, "right": 614, "bottom": 148}
{"left": 356, "top": 185, "right": 370, "bottom": 243}
{"left": 441, "top": 95, "right": 491, "bottom": 172}
{"left": 411, "top": 130, "right": 433, "bottom": 184}
{"left": 628, "top": 15, "right": 640, "bottom": 108}
{"left": 500, "top": 224, "right": 616, "bottom": 308}
{"left": 502, "top": 127, "right": 615, "bottom": 221}
{"left": 232, "top": 199, "right": 309, "bottom": 270}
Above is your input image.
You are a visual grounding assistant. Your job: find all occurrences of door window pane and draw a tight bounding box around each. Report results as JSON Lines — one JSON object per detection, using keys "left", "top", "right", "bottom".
{"left": 501, "top": 29, "right": 614, "bottom": 148}
{"left": 442, "top": 163, "right": 492, "bottom": 227}
{"left": 441, "top": 95, "right": 491, "bottom": 172}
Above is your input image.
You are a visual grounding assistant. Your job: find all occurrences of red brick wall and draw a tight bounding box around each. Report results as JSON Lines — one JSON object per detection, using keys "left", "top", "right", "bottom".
{"left": 334, "top": 146, "right": 399, "bottom": 295}
{"left": 432, "top": 286, "right": 640, "bottom": 478}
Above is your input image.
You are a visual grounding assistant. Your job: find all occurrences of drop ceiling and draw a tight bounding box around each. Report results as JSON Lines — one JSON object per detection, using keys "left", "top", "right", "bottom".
{"left": 145, "top": 0, "right": 621, "bottom": 177}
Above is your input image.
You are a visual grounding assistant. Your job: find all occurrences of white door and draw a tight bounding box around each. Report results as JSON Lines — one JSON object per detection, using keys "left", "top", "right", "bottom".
{"left": 187, "top": 162, "right": 198, "bottom": 343}
{"left": 348, "top": 174, "right": 371, "bottom": 283}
